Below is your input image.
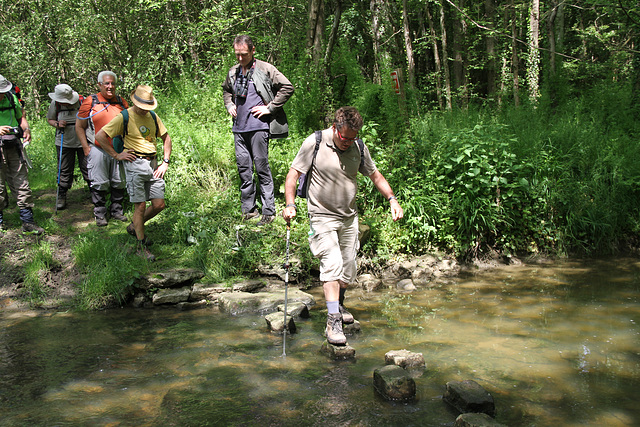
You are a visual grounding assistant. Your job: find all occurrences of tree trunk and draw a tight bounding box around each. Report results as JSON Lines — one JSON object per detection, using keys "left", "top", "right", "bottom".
{"left": 547, "top": 0, "right": 558, "bottom": 78}
{"left": 382, "top": 0, "right": 405, "bottom": 67}
{"left": 324, "top": 0, "right": 343, "bottom": 68}
{"left": 527, "top": 0, "right": 540, "bottom": 103}
{"left": 181, "top": 0, "right": 199, "bottom": 68}
{"left": 402, "top": 0, "right": 416, "bottom": 91}
{"left": 452, "top": 0, "right": 468, "bottom": 108}
{"left": 484, "top": 0, "right": 496, "bottom": 98}
{"left": 370, "top": 0, "right": 382, "bottom": 84}
{"left": 307, "top": 0, "right": 325, "bottom": 64}
{"left": 440, "top": 0, "right": 452, "bottom": 110}
{"left": 425, "top": 1, "right": 444, "bottom": 109}
{"left": 511, "top": 0, "right": 520, "bottom": 107}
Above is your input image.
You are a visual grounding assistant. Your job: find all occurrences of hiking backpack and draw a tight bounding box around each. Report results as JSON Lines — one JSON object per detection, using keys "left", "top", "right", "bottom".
{"left": 296, "top": 130, "right": 365, "bottom": 198}
{"left": 112, "top": 108, "right": 159, "bottom": 153}
{"left": 87, "top": 94, "right": 126, "bottom": 132}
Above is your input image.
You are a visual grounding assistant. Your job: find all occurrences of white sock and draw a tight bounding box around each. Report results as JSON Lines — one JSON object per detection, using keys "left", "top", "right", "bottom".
{"left": 326, "top": 300, "right": 339, "bottom": 315}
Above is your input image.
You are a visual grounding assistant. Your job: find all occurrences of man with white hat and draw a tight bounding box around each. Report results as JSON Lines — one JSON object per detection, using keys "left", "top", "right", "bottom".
{"left": 46, "top": 84, "right": 89, "bottom": 210}
{"left": 76, "top": 71, "right": 129, "bottom": 226}
{"left": 95, "top": 85, "right": 172, "bottom": 261}
{"left": 0, "top": 74, "right": 43, "bottom": 234}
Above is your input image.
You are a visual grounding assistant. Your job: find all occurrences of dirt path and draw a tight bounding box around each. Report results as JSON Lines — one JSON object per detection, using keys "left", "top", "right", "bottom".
{"left": 0, "top": 186, "right": 96, "bottom": 311}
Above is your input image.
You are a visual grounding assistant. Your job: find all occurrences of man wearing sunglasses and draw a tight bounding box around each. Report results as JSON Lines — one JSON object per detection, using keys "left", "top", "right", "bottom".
{"left": 282, "top": 106, "right": 403, "bottom": 345}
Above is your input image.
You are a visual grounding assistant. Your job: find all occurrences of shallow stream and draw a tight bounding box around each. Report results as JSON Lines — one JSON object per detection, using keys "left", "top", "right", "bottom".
{"left": 1, "top": 258, "right": 639, "bottom": 426}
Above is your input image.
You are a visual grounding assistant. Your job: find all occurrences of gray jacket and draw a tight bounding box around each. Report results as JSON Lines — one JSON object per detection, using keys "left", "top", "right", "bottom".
{"left": 222, "top": 59, "right": 294, "bottom": 139}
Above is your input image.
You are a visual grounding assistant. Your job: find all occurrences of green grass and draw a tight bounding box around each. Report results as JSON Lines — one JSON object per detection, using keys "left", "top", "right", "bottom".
{"left": 12, "top": 74, "right": 640, "bottom": 309}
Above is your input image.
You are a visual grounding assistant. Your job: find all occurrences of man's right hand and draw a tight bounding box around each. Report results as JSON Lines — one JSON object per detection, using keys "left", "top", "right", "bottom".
{"left": 228, "top": 105, "right": 237, "bottom": 118}
{"left": 282, "top": 206, "right": 297, "bottom": 223}
{"left": 0, "top": 125, "right": 11, "bottom": 136}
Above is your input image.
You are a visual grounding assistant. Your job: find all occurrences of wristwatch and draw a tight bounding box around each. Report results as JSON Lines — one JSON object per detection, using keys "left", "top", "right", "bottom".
{"left": 163, "top": 158, "right": 170, "bottom": 164}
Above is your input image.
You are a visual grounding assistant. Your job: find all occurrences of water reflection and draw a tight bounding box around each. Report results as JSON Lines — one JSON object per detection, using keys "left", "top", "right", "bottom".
{"left": 0, "top": 259, "right": 639, "bottom": 426}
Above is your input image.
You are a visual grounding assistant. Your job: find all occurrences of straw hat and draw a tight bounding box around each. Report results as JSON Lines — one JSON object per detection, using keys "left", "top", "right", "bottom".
{"left": 131, "top": 85, "right": 157, "bottom": 110}
{"left": 48, "top": 84, "right": 79, "bottom": 104}
{"left": 0, "top": 75, "right": 12, "bottom": 93}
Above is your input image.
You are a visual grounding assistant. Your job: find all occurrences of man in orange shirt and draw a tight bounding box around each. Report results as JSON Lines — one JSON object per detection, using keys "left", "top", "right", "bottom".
{"left": 76, "top": 71, "right": 129, "bottom": 226}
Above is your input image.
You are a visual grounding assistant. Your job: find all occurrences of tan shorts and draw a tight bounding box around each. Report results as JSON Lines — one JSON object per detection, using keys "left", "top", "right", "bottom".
{"left": 308, "top": 215, "right": 359, "bottom": 284}
{"left": 123, "top": 157, "right": 165, "bottom": 203}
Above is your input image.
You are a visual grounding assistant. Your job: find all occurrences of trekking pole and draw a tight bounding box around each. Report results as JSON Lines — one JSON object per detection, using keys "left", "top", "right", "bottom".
{"left": 55, "top": 128, "right": 64, "bottom": 214}
{"left": 282, "top": 222, "right": 291, "bottom": 357}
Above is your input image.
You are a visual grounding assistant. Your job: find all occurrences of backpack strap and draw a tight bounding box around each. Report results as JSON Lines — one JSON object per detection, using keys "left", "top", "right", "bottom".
{"left": 356, "top": 138, "right": 365, "bottom": 170}
{"left": 0, "top": 92, "right": 16, "bottom": 111}
{"left": 312, "top": 130, "right": 322, "bottom": 160}
{"left": 121, "top": 108, "right": 129, "bottom": 135}
{"left": 121, "top": 109, "right": 159, "bottom": 139}
{"left": 150, "top": 110, "right": 159, "bottom": 137}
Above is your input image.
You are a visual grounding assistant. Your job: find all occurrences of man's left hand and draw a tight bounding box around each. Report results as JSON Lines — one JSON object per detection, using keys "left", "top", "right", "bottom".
{"left": 22, "top": 128, "right": 31, "bottom": 144}
{"left": 154, "top": 161, "right": 169, "bottom": 179}
{"left": 251, "top": 105, "right": 271, "bottom": 118}
{"left": 390, "top": 199, "right": 403, "bottom": 222}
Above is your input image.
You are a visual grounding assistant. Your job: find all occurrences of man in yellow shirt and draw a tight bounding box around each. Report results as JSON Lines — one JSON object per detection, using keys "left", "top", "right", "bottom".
{"left": 95, "top": 85, "right": 172, "bottom": 261}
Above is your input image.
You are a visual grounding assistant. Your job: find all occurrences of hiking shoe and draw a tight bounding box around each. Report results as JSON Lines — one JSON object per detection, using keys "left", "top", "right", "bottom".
{"left": 95, "top": 216, "right": 108, "bottom": 227}
{"left": 126, "top": 222, "right": 136, "bottom": 236}
{"left": 242, "top": 209, "right": 259, "bottom": 221}
{"left": 56, "top": 194, "right": 67, "bottom": 210}
{"left": 339, "top": 305, "right": 355, "bottom": 324}
{"left": 111, "top": 212, "right": 128, "bottom": 222}
{"left": 136, "top": 245, "right": 156, "bottom": 261}
{"left": 257, "top": 215, "right": 275, "bottom": 226}
{"left": 22, "top": 222, "right": 44, "bottom": 235}
{"left": 325, "top": 313, "right": 347, "bottom": 345}
{"left": 127, "top": 223, "right": 153, "bottom": 245}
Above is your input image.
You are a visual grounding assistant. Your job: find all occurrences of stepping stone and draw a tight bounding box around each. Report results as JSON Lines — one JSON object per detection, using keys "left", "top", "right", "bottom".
{"left": 264, "top": 312, "right": 296, "bottom": 333}
{"left": 343, "top": 319, "right": 361, "bottom": 335}
{"left": 320, "top": 341, "right": 356, "bottom": 360}
{"left": 454, "top": 413, "right": 507, "bottom": 427}
{"left": 373, "top": 364, "right": 416, "bottom": 401}
{"left": 443, "top": 380, "right": 496, "bottom": 417}
{"left": 277, "top": 301, "right": 310, "bottom": 318}
{"left": 385, "top": 349, "right": 425, "bottom": 369}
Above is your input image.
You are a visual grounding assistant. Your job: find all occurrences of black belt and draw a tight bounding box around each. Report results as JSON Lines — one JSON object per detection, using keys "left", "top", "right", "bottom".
{"left": 134, "top": 152, "right": 156, "bottom": 160}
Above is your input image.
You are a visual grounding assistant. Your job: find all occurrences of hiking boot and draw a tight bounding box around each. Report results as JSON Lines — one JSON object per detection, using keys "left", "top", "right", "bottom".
{"left": 136, "top": 245, "right": 156, "bottom": 261}
{"left": 339, "top": 305, "right": 355, "bottom": 324}
{"left": 257, "top": 215, "right": 275, "bottom": 226}
{"left": 111, "top": 212, "right": 128, "bottom": 222}
{"left": 126, "top": 223, "right": 153, "bottom": 245}
{"left": 242, "top": 209, "right": 259, "bottom": 221}
{"left": 22, "top": 222, "right": 44, "bottom": 235}
{"left": 95, "top": 216, "right": 108, "bottom": 227}
{"left": 56, "top": 193, "right": 67, "bottom": 210}
{"left": 325, "top": 313, "right": 347, "bottom": 345}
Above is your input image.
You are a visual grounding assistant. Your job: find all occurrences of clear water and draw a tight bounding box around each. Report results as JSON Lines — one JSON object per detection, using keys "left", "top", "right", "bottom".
{"left": 1, "top": 258, "right": 639, "bottom": 426}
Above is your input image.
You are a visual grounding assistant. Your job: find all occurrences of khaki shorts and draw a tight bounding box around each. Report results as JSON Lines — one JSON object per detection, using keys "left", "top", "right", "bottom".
{"left": 123, "top": 157, "right": 165, "bottom": 203}
{"left": 308, "top": 215, "right": 359, "bottom": 284}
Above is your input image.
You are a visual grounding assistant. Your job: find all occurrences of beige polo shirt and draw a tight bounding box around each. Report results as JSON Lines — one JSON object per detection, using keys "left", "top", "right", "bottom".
{"left": 291, "top": 127, "right": 377, "bottom": 219}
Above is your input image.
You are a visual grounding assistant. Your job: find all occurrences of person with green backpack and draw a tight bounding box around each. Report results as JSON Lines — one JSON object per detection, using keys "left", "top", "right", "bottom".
{"left": 0, "top": 74, "right": 43, "bottom": 235}
{"left": 95, "top": 85, "right": 172, "bottom": 261}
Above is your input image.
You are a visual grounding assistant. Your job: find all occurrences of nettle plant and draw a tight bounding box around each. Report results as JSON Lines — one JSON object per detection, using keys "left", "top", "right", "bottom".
{"left": 434, "top": 124, "right": 536, "bottom": 258}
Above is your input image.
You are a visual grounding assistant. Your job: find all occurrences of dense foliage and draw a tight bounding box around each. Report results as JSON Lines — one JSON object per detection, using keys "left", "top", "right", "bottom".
{"left": 3, "top": 0, "right": 640, "bottom": 307}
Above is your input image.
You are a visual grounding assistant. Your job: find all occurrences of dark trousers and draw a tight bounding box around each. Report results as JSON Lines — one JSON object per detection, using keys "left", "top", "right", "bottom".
{"left": 234, "top": 130, "right": 275, "bottom": 216}
{"left": 56, "top": 146, "right": 90, "bottom": 194}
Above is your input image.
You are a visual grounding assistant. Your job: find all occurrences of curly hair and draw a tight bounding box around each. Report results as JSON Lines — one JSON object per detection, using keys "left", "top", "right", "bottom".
{"left": 334, "top": 106, "right": 363, "bottom": 132}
